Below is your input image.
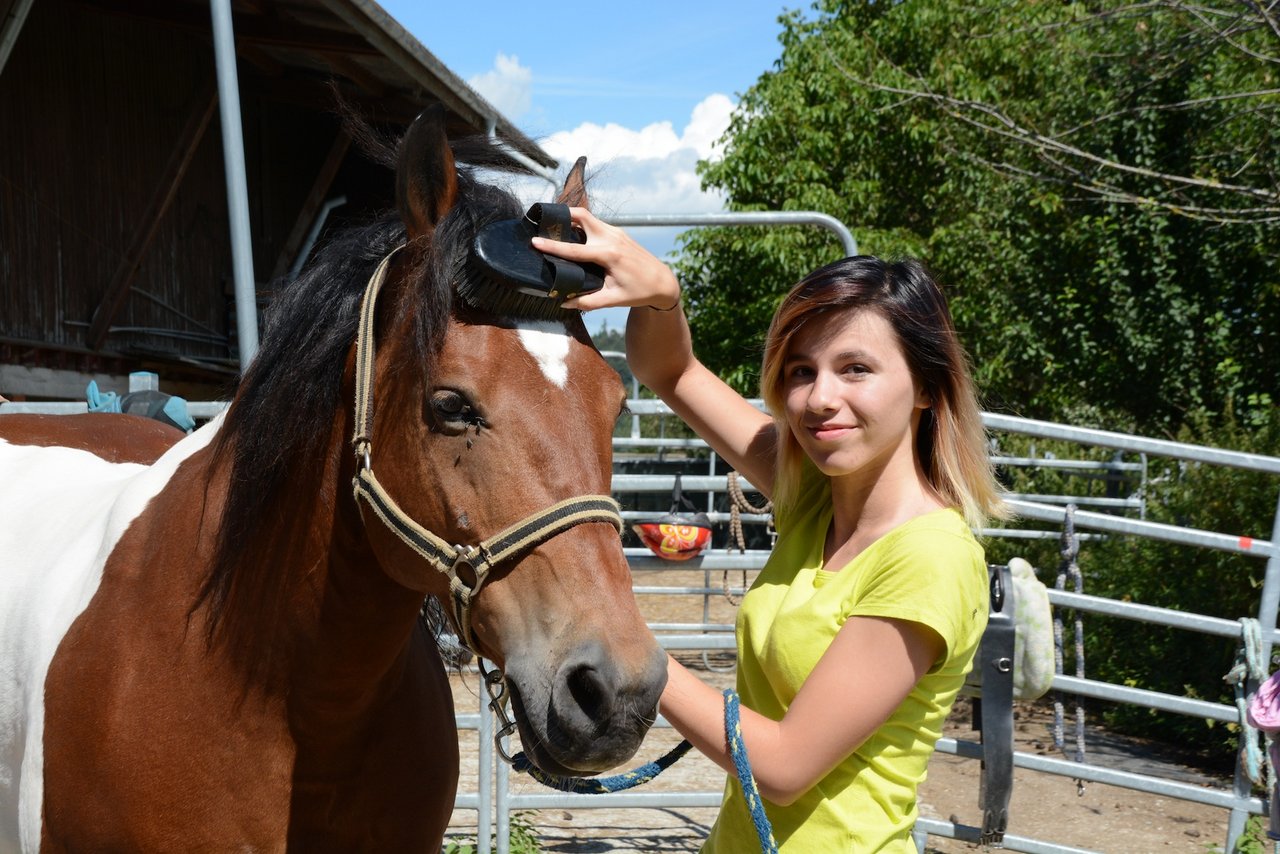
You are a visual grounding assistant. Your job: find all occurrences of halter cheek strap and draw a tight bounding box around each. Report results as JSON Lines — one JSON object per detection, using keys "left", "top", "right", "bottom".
{"left": 348, "top": 247, "right": 622, "bottom": 654}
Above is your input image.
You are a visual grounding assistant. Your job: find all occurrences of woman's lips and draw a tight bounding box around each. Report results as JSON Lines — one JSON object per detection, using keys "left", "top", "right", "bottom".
{"left": 808, "top": 424, "right": 854, "bottom": 442}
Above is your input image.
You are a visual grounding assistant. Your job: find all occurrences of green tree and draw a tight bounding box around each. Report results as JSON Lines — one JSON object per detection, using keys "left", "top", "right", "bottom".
{"left": 676, "top": 0, "right": 1279, "bottom": 434}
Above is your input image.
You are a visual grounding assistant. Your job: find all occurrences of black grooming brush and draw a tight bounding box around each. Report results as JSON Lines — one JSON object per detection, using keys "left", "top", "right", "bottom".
{"left": 461, "top": 202, "right": 605, "bottom": 321}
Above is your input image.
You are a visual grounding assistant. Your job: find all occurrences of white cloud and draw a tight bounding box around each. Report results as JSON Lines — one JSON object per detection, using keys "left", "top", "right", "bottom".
{"left": 681, "top": 93, "right": 735, "bottom": 160}
{"left": 526, "top": 93, "right": 735, "bottom": 217}
{"left": 539, "top": 93, "right": 733, "bottom": 164}
{"left": 469, "top": 53, "right": 533, "bottom": 121}
{"left": 488, "top": 91, "right": 736, "bottom": 337}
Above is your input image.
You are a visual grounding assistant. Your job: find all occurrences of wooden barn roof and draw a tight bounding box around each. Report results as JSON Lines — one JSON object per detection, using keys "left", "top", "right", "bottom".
{"left": 72, "top": 0, "right": 555, "bottom": 170}
{"left": 0, "top": 0, "right": 558, "bottom": 399}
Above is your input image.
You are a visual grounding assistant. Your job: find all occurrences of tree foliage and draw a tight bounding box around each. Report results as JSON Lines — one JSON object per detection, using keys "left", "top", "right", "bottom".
{"left": 663, "top": 0, "right": 1280, "bottom": 765}
{"left": 675, "top": 0, "right": 1280, "bottom": 434}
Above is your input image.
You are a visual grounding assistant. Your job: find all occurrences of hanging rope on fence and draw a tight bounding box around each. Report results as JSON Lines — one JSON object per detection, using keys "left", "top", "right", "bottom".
{"left": 1053, "top": 503, "right": 1087, "bottom": 795}
{"left": 1227, "top": 618, "right": 1274, "bottom": 790}
{"left": 726, "top": 471, "right": 772, "bottom": 605}
{"left": 1243, "top": 626, "right": 1280, "bottom": 845}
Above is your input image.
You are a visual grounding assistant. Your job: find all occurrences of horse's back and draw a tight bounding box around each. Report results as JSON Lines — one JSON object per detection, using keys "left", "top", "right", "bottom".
{"left": 0, "top": 413, "right": 183, "bottom": 465}
{"left": 0, "top": 422, "right": 219, "bottom": 851}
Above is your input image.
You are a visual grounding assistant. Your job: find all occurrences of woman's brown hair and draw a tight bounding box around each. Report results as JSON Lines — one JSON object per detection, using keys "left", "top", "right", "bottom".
{"left": 760, "top": 256, "right": 1007, "bottom": 528}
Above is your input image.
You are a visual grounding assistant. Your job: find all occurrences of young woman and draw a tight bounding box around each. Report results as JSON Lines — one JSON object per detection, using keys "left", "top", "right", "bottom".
{"left": 537, "top": 211, "right": 1007, "bottom": 851}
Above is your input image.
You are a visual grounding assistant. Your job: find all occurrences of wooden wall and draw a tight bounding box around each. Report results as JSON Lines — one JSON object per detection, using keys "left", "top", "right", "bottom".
{"left": 2, "top": 1, "right": 231, "bottom": 359}
{"left": 0, "top": 0, "right": 395, "bottom": 386}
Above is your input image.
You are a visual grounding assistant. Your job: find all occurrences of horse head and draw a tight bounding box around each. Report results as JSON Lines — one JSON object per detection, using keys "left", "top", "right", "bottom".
{"left": 355, "top": 107, "right": 666, "bottom": 776}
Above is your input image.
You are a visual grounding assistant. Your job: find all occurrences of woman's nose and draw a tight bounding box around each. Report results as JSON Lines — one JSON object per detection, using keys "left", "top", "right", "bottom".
{"left": 807, "top": 371, "right": 839, "bottom": 412}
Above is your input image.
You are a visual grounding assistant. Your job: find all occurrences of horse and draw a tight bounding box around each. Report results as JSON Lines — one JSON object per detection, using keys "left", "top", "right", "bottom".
{"left": 0, "top": 106, "right": 668, "bottom": 851}
{"left": 0, "top": 412, "right": 183, "bottom": 464}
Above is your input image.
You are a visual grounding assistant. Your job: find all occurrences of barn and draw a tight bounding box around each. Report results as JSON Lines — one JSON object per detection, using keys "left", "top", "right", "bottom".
{"left": 0, "top": 0, "right": 554, "bottom": 401}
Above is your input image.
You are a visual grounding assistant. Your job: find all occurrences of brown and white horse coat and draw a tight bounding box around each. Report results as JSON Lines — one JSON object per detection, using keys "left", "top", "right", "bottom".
{"left": 0, "top": 108, "right": 665, "bottom": 851}
{"left": 1, "top": 420, "right": 221, "bottom": 849}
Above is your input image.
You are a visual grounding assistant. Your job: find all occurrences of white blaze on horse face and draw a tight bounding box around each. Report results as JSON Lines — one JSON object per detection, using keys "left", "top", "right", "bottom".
{"left": 515, "top": 321, "right": 571, "bottom": 388}
{"left": 0, "top": 415, "right": 222, "bottom": 851}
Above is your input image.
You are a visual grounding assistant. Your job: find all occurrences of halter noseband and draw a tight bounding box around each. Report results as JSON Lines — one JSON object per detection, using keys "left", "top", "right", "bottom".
{"left": 349, "top": 248, "right": 623, "bottom": 655}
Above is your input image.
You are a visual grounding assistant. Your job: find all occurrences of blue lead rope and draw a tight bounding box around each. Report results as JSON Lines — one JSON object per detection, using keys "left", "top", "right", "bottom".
{"left": 511, "top": 740, "right": 693, "bottom": 794}
{"left": 724, "top": 688, "right": 779, "bottom": 854}
{"left": 510, "top": 689, "right": 777, "bottom": 853}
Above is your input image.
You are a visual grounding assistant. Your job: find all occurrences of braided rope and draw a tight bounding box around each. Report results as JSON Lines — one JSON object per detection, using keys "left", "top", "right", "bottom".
{"left": 510, "top": 741, "right": 693, "bottom": 793}
{"left": 726, "top": 472, "right": 772, "bottom": 605}
{"left": 1243, "top": 643, "right": 1280, "bottom": 841}
{"left": 724, "top": 689, "right": 779, "bottom": 854}
{"left": 1227, "top": 617, "right": 1270, "bottom": 787}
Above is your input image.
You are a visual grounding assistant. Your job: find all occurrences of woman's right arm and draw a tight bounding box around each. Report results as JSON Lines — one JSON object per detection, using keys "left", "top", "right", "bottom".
{"left": 625, "top": 302, "right": 777, "bottom": 496}
{"left": 536, "top": 209, "right": 777, "bottom": 495}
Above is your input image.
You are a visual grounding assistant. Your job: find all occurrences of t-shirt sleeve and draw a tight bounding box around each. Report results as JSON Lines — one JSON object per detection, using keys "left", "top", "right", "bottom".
{"left": 843, "top": 528, "right": 987, "bottom": 661}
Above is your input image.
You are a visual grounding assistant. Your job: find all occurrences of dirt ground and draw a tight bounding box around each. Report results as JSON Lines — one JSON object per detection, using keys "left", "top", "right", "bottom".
{"left": 442, "top": 566, "right": 1241, "bottom": 853}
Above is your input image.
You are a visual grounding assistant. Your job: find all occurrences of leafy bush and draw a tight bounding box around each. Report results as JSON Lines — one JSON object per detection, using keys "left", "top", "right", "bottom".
{"left": 442, "top": 811, "right": 543, "bottom": 854}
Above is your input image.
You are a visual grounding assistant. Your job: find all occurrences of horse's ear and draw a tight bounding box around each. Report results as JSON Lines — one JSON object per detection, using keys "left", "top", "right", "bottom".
{"left": 555, "top": 156, "right": 589, "bottom": 209}
{"left": 396, "top": 105, "right": 458, "bottom": 240}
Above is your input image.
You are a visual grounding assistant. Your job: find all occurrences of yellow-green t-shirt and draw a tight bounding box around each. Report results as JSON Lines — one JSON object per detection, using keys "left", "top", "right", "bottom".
{"left": 704, "top": 470, "right": 989, "bottom": 852}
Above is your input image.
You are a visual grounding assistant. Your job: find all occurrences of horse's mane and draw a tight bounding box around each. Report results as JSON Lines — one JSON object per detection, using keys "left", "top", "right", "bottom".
{"left": 197, "top": 135, "right": 533, "bottom": 687}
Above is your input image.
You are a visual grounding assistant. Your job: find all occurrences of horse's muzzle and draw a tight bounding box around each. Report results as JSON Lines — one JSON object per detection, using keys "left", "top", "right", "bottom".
{"left": 505, "top": 641, "right": 667, "bottom": 776}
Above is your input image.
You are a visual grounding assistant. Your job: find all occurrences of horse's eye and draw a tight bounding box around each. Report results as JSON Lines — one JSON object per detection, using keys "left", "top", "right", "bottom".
{"left": 432, "top": 390, "right": 466, "bottom": 417}
{"left": 430, "top": 389, "right": 484, "bottom": 435}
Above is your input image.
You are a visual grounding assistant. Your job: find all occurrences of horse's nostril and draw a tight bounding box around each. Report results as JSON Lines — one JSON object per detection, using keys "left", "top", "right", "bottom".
{"left": 566, "top": 663, "right": 611, "bottom": 721}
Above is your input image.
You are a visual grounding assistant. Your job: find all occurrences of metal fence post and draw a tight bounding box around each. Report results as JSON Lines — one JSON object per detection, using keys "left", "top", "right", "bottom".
{"left": 208, "top": 0, "right": 259, "bottom": 366}
{"left": 478, "top": 686, "right": 493, "bottom": 854}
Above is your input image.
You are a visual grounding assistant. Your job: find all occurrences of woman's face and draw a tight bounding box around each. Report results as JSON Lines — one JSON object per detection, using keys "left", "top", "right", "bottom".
{"left": 781, "top": 308, "right": 929, "bottom": 482}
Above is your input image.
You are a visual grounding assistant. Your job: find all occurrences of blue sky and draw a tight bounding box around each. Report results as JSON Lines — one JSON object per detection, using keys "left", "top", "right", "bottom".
{"left": 378, "top": 1, "right": 798, "bottom": 332}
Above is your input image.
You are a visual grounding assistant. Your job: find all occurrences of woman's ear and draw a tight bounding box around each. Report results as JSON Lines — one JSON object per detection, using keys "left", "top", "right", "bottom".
{"left": 915, "top": 384, "right": 932, "bottom": 410}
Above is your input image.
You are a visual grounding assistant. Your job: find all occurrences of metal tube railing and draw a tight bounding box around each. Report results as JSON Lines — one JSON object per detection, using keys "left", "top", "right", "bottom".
{"left": 983, "top": 412, "right": 1280, "bottom": 476}
{"left": 5, "top": 395, "right": 1278, "bottom": 852}
{"left": 607, "top": 212, "right": 858, "bottom": 258}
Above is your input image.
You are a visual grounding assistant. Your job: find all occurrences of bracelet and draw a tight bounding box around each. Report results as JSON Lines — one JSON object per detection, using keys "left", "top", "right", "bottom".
{"left": 649, "top": 291, "right": 681, "bottom": 312}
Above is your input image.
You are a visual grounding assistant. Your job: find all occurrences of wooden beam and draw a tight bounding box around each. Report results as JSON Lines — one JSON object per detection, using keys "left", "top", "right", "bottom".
{"left": 324, "top": 53, "right": 386, "bottom": 98}
{"left": 236, "top": 41, "right": 284, "bottom": 78}
{"left": 0, "top": 364, "right": 129, "bottom": 401}
{"left": 75, "top": 0, "right": 381, "bottom": 55}
{"left": 88, "top": 84, "right": 218, "bottom": 351}
{"left": 270, "top": 128, "right": 352, "bottom": 281}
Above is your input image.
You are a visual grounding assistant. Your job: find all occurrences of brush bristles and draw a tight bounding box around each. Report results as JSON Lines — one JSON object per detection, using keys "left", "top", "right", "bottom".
{"left": 456, "top": 261, "right": 579, "bottom": 322}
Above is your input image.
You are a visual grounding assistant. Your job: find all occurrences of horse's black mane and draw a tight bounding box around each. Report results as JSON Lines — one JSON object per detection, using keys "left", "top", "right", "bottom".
{"left": 197, "top": 136, "right": 532, "bottom": 685}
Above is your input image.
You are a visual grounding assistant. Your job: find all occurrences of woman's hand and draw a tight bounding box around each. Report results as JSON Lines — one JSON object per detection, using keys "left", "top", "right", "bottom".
{"left": 531, "top": 207, "right": 681, "bottom": 312}
{"left": 542, "top": 209, "right": 776, "bottom": 494}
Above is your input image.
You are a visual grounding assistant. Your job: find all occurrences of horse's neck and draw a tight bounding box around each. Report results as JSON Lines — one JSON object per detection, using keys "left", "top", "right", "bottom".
{"left": 285, "top": 466, "right": 433, "bottom": 768}
{"left": 170, "top": 420, "right": 428, "bottom": 773}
